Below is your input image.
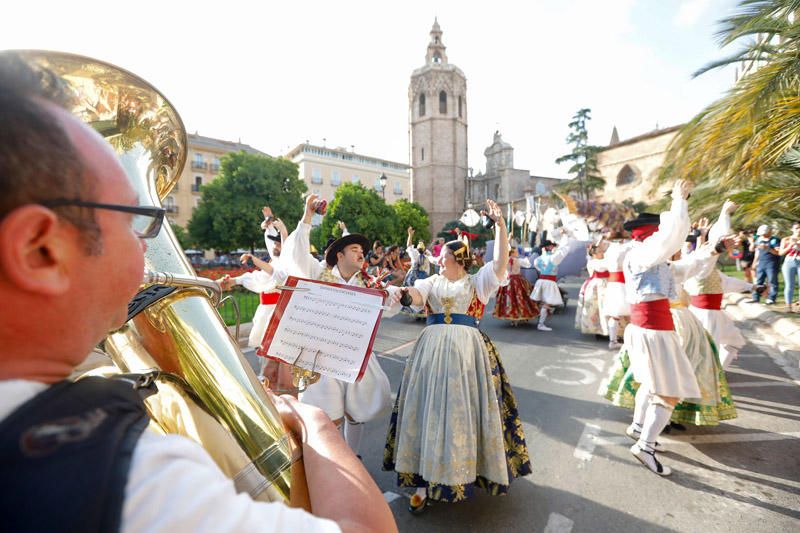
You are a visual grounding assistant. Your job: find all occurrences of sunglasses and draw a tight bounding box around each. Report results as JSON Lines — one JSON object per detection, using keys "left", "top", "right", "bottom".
{"left": 41, "top": 199, "right": 165, "bottom": 239}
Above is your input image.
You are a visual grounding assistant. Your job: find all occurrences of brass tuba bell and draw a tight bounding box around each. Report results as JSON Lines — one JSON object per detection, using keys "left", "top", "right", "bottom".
{"left": 13, "top": 51, "right": 309, "bottom": 508}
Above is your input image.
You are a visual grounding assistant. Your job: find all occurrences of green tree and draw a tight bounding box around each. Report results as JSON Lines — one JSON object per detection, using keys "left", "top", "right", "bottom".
{"left": 310, "top": 182, "right": 399, "bottom": 250}
{"left": 391, "top": 199, "right": 431, "bottom": 245}
{"left": 170, "top": 221, "right": 195, "bottom": 250}
{"left": 661, "top": 0, "right": 800, "bottom": 223}
{"left": 555, "top": 108, "right": 606, "bottom": 200}
{"left": 188, "top": 152, "right": 306, "bottom": 251}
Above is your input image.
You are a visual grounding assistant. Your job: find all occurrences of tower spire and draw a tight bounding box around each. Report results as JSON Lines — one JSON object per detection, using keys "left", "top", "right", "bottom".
{"left": 426, "top": 18, "right": 448, "bottom": 65}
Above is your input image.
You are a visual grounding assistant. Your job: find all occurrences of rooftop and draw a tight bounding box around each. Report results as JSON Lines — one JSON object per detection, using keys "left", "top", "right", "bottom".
{"left": 286, "top": 143, "right": 410, "bottom": 172}
{"left": 601, "top": 124, "right": 683, "bottom": 151}
{"left": 188, "top": 133, "right": 270, "bottom": 157}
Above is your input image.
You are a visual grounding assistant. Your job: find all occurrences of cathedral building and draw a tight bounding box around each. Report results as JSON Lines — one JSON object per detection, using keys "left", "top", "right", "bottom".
{"left": 409, "top": 19, "right": 469, "bottom": 234}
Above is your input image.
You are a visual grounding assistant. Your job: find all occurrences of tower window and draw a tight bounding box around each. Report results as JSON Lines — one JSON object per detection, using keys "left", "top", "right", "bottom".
{"left": 433, "top": 52, "right": 441, "bottom": 64}
{"left": 458, "top": 96, "right": 462, "bottom": 118}
{"left": 419, "top": 93, "right": 426, "bottom": 117}
{"left": 439, "top": 91, "right": 447, "bottom": 114}
{"left": 421, "top": 147, "right": 425, "bottom": 161}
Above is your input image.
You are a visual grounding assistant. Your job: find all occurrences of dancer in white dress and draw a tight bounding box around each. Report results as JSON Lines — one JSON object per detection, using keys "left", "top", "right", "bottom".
{"left": 603, "top": 233, "right": 633, "bottom": 348}
{"left": 383, "top": 199, "right": 531, "bottom": 513}
{"left": 530, "top": 231, "right": 571, "bottom": 331}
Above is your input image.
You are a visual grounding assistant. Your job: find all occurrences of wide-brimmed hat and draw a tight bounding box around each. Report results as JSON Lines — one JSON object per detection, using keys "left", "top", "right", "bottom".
{"left": 324, "top": 234, "right": 371, "bottom": 266}
{"left": 540, "top": 239, "right": 556, "bottom": 248}
{"left": 623, "top": 212, "right": 660, "bottom": 231}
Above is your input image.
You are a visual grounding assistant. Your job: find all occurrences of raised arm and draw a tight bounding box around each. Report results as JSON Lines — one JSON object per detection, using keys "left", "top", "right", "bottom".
{"left": 486, "top": 199, "right": 509, "bottom": 279}
{"left": 281, "top": 195, "right": 325, "bottom": 279}
{"left": 627, "top": 179, "right": 692, "bottom": 271}
{"left": 707, "top": 200, "right": 736, "bottom": 245}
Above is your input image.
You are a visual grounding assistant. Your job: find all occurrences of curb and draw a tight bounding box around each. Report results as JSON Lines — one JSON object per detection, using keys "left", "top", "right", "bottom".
{"left": 724, "top": 293, "right": 800, "bottom": 370}
{"left": 228, "top": 321, "right": 254, "bottom": 349}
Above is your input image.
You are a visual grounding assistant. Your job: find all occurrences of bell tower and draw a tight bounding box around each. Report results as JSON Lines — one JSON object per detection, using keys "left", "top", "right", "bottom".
{"left": 409, "top": 18, "right": 468, "bottom": 235}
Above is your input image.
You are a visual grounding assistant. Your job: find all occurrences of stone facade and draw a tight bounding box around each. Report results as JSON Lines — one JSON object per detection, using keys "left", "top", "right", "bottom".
{"left": 285, "top": 143, "right": 410, "bottom": 205}
{"left": 409, "top": 19, "right": 469, "bottom": 234}
{"left": 167, "top": 134, "right": 269, "bottom": 228}
{"left": 596, "top": 125, "right": 681, "bottom": 205}
{"left": 467, "top": 131, "right": 562, "bottom": 213}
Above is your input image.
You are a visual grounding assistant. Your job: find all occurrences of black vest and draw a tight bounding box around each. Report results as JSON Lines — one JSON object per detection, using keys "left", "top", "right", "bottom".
{"left": 0, "top": 376, "right": 154, "bottom": 533}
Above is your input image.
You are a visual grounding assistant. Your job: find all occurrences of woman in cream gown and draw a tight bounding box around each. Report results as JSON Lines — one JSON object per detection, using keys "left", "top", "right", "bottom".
{"left": 383, "top": 200, "right": 532, "bottom": 512}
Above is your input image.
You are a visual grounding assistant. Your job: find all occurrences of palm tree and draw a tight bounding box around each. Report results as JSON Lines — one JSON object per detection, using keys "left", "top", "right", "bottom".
{"left": 660, "top": 0, "right": 800, "bottom": 224}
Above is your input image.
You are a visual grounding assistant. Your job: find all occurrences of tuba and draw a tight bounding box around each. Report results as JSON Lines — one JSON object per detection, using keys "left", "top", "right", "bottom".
{"left": 15, "top": 51, "right": 309, "bottom": 508}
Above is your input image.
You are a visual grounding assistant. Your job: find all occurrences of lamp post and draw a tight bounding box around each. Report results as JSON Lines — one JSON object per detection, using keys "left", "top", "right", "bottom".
{"left": 378, "top": 172, "right": 388, "bottom": 200}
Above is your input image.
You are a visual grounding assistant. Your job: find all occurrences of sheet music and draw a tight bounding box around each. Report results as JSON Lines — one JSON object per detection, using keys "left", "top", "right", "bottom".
{"left": 262, "top": 279, "right": 383, "bottom": 383}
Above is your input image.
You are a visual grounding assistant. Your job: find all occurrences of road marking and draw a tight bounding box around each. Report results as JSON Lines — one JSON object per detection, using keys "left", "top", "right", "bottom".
{"left": 563, "top": 358, "right": 606, "bottom": 372}
{"left": 574, "top": 420, "right": 602, "bottom": 461}
{"left": 382, "top": 339, "right": 417, "bottom": 355}
{"left": 383, "top": 491, "right": 403, "bottom": 503}
{"left": 543, "top": 512, "right": 574, "bottom": 533}
{"left": 537, "top": 365, "right": 597, "bottom": 385}
{"left": 735, "top": 352, "right": 764, "bottom": 358}
{"left": 728, "top": 381, "right": 797, "bottom": 388}
{"left": 728, "top": 368, "right": 798, "bottom": 384}
{"left": 596, "top": 376, "right": 610, "bottom": 395}
{"left": 735, "top": 396, "right": 800, "bottom": 413}
{"left": 593, "top": 430, "right": 800, "bottom": 447}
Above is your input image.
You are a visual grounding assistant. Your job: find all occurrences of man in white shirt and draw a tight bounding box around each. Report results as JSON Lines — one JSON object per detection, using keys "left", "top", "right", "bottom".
{"left": 0, "top": 52, "right": 396, "bottom": 533}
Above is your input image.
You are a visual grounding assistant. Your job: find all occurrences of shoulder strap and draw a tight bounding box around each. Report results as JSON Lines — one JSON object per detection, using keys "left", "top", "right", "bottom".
{"left": 0, "top": 376, "right": 154, "bottom": 533}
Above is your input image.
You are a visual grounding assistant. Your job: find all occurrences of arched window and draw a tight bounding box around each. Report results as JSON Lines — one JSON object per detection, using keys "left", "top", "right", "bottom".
{"left": 419, "top": 93, "right": 426, "bottom": 116}
{"left": 439, "top": 91, "right": 447, "bottom": 114}
{"left": 616, "top": 164, "right": 639, "bottom": 186}
{"left": 458, "top": 96, "right": 462, "bottom": 118}
{"left": 433, "top": 52, "right": 441, "bottom": 64}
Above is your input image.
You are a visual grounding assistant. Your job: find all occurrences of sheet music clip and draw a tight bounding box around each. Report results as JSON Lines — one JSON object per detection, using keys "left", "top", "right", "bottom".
{"left": 290, "top": 347, "right": 321, "bottom": 393}
{"left": 276, "top": 285, "right": 310, "bottom": 292}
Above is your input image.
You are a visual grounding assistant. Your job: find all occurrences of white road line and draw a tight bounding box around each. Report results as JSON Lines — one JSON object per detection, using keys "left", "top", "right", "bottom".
{"left": 382, "top": 491, "right": 403, "bottom": 503}
{"left": 596, "top": 376, "right": 610, "bottom": 396}
{"left": 594, "top": 430, "right": 800, "bottom": 447}
{"left": 735, "top": 396, "right": 800, "bottom": 413}
{"left": 728, "top": 381, "right": 797, "bottom": 388}
{"left": 728, "top": 368, "right": 798, "bottom": 384}
{"left": 543, "top": 512, "right": 574, "bottom": 533}
{"left": 382, "top": 339, "right": 417, "bottom": 355}
{"left": 735, "top": 352, "right": 764, "bottom": 358}
{"left": 574, "top": 420, "right": 602, "bottom": 461}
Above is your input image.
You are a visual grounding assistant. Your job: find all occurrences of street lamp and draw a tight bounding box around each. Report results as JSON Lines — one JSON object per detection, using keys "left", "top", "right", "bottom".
{"left": 378, "top": 172, "right": 388, "bottom": 200}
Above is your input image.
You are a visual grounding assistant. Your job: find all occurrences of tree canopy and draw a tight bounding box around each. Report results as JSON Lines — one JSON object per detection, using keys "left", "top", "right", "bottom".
{"left": 188, "top": 152, "right": 306, "bottom": 251}
{"left": 310, "top": 183, "right": 433, "bottom": 250}
{"left": 660, "top": 0, "right": 800, "bottom": 225}
{"left": 555, "top": 108, "right": 606, "bottom": 200}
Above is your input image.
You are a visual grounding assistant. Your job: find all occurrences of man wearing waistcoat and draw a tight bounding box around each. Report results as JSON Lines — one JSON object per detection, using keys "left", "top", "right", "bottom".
{"left": 621, "top": 180, "right": 702, "bottom": 476}
{"left": 281, "top": 194, "right": 401, "bottom": 457}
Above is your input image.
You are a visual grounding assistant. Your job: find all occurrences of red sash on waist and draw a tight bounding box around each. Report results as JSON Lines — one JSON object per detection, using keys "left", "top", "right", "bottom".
{"left": 260, "top": 292, "right": 280, "bottom": 305}
{"left": 630, "top": 299, "right": 674, "bottom": 331}
{"left": 592, "top": 271, "right": 610, "bottom": 279}
{"left": 690, "top": 293, "right": 723, "bottom": 310}
{"left": 608, "top": 271, "right": 625, "bottom": 283}
{"left": 540, "top": 274, "right": 557, "bottom": 282}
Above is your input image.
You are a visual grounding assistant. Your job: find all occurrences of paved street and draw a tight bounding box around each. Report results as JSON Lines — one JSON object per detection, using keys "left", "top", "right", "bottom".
{"left": 356, "top": 279, "right": 800, "bottom": 532}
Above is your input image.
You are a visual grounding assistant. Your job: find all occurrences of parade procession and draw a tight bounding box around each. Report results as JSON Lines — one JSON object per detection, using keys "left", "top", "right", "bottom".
{"left": 1, "top": 1, "right": 800, "bottom": 532}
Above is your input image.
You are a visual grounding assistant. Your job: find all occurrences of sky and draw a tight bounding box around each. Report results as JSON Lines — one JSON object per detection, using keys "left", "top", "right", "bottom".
{"left": 4, "top": 0, "right": 740, "bottom": 178}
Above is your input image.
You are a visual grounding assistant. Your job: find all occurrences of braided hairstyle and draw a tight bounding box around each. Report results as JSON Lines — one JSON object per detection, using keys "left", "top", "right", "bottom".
{"left": 445, "top": 239, "right": 474, "bottom": 270}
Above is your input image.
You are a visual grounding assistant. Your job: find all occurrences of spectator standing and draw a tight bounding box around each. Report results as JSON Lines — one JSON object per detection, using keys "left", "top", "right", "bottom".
{"left": 780, "top": 222, "right": 800, "bottom": 312}
{"left": 736, "top": 230, "right": 755, "bottom": 283}
{"left": 750, "top": 224, "right": 781, "bottom": 304}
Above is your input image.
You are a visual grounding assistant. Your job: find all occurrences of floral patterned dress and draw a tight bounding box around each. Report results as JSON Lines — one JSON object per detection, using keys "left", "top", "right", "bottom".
{"left": 383, "top": 262, "right": 532, "bottom": 502}
{"left": 493, "top": 256, "right": 540, "bottom": 321}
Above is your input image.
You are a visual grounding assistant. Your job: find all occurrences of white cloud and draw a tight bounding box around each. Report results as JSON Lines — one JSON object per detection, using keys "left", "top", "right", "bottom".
{"left": 675, "top": 0, "right": 715, "bottom": 28}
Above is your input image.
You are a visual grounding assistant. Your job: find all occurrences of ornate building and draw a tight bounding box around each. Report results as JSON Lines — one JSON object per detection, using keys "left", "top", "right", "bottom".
{"left": 467, "top": 131, "right": 561, "bottom": 214}
{"left": 596, "top": 125, "right": 682, "bottom": 205}
{"left": 409, "top": 19, "right": 469, "bottom": 234}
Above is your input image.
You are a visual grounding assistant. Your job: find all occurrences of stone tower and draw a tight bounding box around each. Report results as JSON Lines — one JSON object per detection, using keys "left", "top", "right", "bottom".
{"left": 409, "top": 18, "right": 468, "bottom": 236}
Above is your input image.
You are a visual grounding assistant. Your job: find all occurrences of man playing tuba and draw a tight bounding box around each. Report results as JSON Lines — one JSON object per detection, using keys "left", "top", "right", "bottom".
{"left": 0, "top": 53, "right": 396, "bottom": 533}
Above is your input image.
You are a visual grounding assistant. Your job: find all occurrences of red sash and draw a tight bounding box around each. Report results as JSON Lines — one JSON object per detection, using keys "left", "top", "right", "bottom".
{"left": 260, "top": 292, "right": 280, "bottom": 305}
{"left": 690, "top": 293, "right": 723, "bottom": 310}
{"left": 630, "top": 299, "right": 674, "bottom": 331}
{"left": 540, "top": 274, "right": 557, "bottom": 281}
{"left": 592, "top": 271, "right": 609, "bottom": 279}
{"left": 608, "top": 271, "right": 625, "bottom": 283}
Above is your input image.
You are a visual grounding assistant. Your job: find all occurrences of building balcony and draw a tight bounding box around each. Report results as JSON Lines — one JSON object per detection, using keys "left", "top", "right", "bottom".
{"left": 191, "top": 161, "right": 208, "bottom": 171}
{"left": 210, "top": 163, "right": 220, "bottom": 172}
{"left": 191, "top": 184, "right": 201, "bottom": 192}
{"left": 165, "top": 205, "right": 179, "bottom": 214}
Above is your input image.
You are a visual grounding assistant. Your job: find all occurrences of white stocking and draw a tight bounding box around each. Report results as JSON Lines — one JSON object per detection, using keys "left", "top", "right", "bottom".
{"left": 608, "top": 318, "right": 618, "bottom": 342}
{"left": 638, "top": 402, "right": 674, "bottom": 452}
{"left": 539, "top": 307, "right": 549, "bottom": 325}
{"left": 632, "top": 386, "right": 649, "bottom": 429}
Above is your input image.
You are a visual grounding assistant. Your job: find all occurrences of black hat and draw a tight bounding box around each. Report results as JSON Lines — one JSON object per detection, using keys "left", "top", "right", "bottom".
{"left": 324, "top": 234, "right": 371, "bottom": 267}
{"left": 267, "top": 233, "right": 281, "bottom": 243}
{"left": 540, "top": 239, "right": 556, "bottom": 248}
{"left": 623, "top": 212, "right": 660, "bottom": 231}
